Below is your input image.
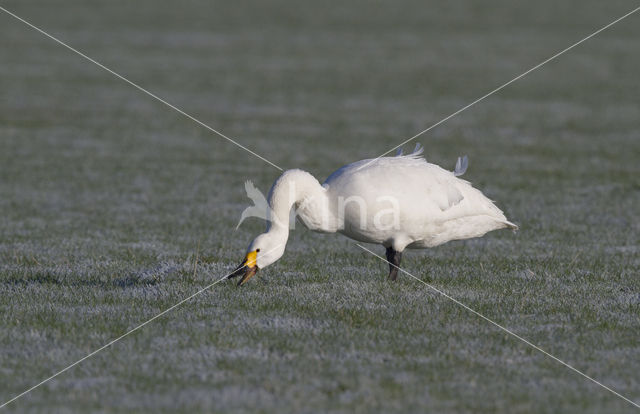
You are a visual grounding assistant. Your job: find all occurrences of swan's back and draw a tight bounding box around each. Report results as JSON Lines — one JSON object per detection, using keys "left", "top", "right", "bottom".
{"left": 323, "top": 147, "right": 516, "bottom": 247}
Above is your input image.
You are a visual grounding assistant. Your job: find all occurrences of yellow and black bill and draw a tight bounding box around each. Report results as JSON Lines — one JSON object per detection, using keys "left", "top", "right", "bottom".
{"left": 227, "top": 249, "right": 259, "bottom": 286}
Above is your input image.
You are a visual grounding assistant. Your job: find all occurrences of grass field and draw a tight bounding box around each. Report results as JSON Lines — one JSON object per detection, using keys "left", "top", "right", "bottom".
{"left": 1, "top": 0, "right": 639, "bottom": 412}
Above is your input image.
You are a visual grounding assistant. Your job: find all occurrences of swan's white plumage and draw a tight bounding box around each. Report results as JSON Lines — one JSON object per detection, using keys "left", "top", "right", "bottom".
{"left": 245, "top": 145, "right": 516, "bottom": 270}
{"left": 318, "top": 147, "right": 515, "bottom": 249}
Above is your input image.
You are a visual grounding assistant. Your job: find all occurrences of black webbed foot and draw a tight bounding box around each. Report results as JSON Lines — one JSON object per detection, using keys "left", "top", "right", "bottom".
{"left": 385, "top": 246, "right": 402, "bottom": 281}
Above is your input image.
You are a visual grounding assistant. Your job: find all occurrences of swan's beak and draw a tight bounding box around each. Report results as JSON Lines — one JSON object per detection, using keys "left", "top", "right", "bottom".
{"left": 228, "top": 250, "right": 259, "bottom": 286}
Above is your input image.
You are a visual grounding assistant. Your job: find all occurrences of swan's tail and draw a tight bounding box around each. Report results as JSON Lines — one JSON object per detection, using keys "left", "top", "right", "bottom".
{"left": 498, "top": 219, "right": 519, "bottom": 231}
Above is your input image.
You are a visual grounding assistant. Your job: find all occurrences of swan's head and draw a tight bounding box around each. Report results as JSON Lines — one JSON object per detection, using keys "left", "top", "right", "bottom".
{"left": 228, "top": 233, "right": 286, "bottom": 286}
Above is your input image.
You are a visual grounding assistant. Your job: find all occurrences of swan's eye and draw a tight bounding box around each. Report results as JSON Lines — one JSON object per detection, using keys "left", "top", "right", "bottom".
{"left": 256, "top": 248, "right": 260, "bottom": 252}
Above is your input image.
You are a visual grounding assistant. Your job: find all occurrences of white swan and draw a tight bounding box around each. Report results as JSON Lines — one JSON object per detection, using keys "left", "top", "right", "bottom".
{"left": 229, "top": 144, "right": 517, "bottom": 285}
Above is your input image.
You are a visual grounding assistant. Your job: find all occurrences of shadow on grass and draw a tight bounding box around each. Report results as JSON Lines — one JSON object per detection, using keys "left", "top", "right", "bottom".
{"left": 1, "top": 268, "right": 171, "bottom": 288}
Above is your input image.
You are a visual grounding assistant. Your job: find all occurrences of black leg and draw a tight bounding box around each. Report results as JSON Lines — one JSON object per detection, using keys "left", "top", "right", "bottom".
{"left": 385, "top": 246, "right": 402, "bottom": 281}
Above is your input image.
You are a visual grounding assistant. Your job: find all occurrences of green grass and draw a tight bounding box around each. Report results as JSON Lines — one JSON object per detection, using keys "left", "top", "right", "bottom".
{"left": 1, "top": 0, "right": 639, "bottom": 412}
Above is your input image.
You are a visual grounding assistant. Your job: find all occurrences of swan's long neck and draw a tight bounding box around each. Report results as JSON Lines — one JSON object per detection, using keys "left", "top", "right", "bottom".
{"left": 265, "top": 169, "right": 327, "bottom": 243}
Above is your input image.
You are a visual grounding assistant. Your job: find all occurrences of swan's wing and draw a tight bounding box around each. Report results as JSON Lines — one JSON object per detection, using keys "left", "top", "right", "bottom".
{"left": 454, "top": 155, "right": 468, "bottom": 176}
{"left": 395, "top": 143, "right": 424, "bottom": 160}
{"left": 428, "top": 175, "right": 465, "bottom": 211}
{"left": 325, "top": 147, "right": 516, "bottom": 236}
{"left": 326, "top": 143, "right": 429, "bottom": 184}
{"left": 429, "top": 164, "right": 512, "bottom": 223}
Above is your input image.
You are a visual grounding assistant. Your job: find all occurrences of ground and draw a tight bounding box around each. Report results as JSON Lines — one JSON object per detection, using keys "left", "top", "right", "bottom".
{"left": 1, "top": 0, "right": 639, "bottom": 412}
